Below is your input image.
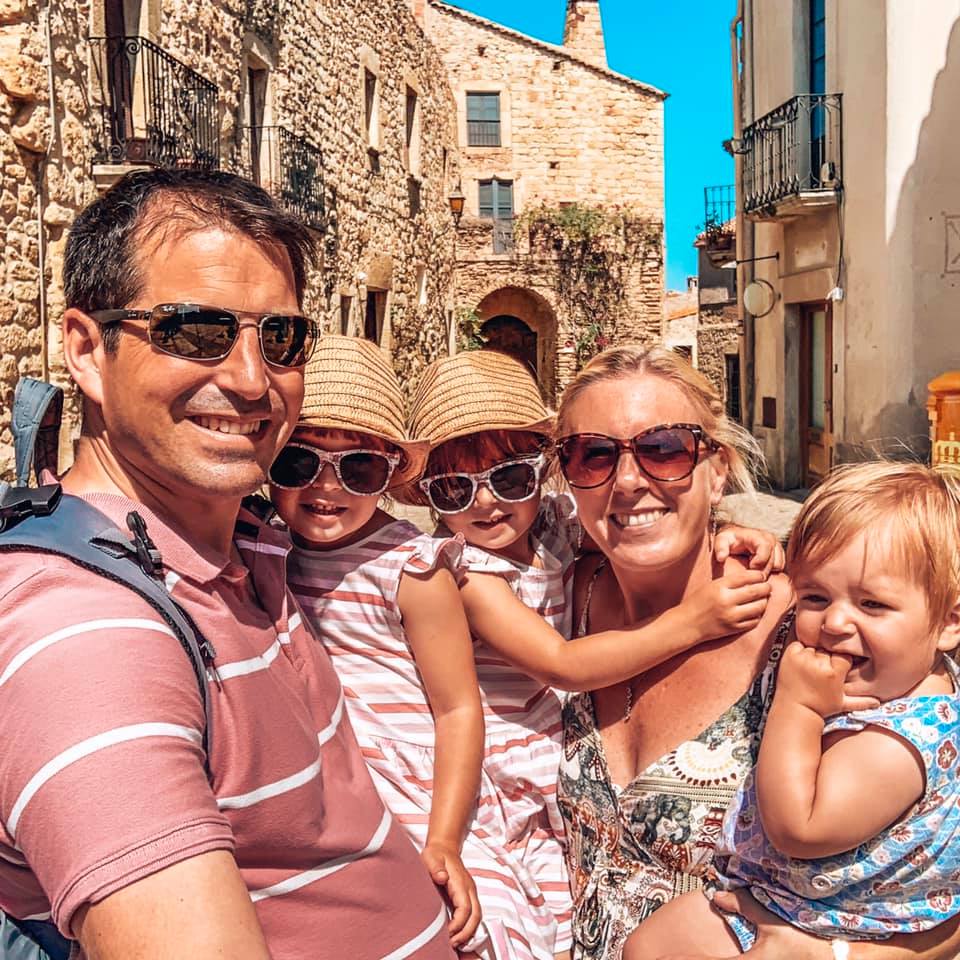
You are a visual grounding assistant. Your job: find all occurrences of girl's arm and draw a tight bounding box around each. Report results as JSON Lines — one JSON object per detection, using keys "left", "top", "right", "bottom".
{"left": 663, "top": 889, "right": 960, "bottom": 960}
{"left": 397, "top": 566, "right": 484, "bottom": 949}
{"left": 458, "top": 563, "right": 775, "bottom": 691}
{"left": 756, "top": 641, "right": 919, "bottom": 859}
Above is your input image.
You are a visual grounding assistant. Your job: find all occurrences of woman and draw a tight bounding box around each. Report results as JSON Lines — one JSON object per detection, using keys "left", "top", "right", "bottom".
{"left": 554, "top": 345, "right": 960, "bottom": 960}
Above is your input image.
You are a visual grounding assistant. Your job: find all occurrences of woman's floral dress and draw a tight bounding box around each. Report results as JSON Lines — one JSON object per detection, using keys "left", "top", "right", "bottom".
{"left": 557, "top": 565, "right": 791, "bottom": 960}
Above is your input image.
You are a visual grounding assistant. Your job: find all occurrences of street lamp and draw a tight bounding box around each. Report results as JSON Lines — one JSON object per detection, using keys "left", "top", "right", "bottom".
{"left": 448, "top": 181, "right": 465, "bottom": 226}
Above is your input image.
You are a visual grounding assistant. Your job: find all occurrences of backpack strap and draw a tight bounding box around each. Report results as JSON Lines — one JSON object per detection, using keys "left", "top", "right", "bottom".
{"left": 3, "top": 913, "right": 69, "bottom": 960}
{"left": 0, "top": 492, "right": 216, "bottom": 762}
{"left": 12, "top": 379, "right": 63, "bottom": 487}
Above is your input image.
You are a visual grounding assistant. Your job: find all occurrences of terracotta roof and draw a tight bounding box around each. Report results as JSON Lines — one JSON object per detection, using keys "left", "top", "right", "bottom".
{"left": 427, "top": 1, "right": 668, "bottom": 100}
{"left": 663, "top": 290, "right": 698, "bottom": 322}
{"left": 694, "top": 216, "right": 736, "bottom": 246}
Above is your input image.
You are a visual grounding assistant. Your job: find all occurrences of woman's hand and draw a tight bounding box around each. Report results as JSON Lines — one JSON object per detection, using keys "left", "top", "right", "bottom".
{"left": 421, "top": 841, "right": 482, "bottom": 948}
{"left": 714, "top": 525, "right": 785, "bottom": 576}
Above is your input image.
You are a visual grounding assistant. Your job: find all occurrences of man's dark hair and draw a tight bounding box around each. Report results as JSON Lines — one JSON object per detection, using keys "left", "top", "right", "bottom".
{"left": 64, "top": 168, "right": 317, "bottom": 351}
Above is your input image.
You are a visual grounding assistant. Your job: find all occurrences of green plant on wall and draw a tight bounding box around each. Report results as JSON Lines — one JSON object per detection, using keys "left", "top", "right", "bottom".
{"left": 517, "top": 203, "right": 662, "bottom": 370}
{"left": 456, "top": 306, "right": 485, "bottom": 352}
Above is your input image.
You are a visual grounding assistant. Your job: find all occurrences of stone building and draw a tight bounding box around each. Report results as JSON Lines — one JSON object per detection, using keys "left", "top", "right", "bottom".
{"left": 731, "top": 0, "right": 960, "bottom": 487}
{"left": 694, "top": 191, "right": 740, "bottom": 421}
{"left": 418, "top": 0, "right": 666, "bottom": 402}
{"left": 0, "top": 0, "right": 459, "bottom": 478}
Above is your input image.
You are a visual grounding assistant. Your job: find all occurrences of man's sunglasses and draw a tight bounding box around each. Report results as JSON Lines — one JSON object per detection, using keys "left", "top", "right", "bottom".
{"left": 269, "top": 443, "right": 400, "bottom": 496}
{"left": 90, "top": 302, "right": 318, "bottom": 368}
{"left": 419, "top": 455, "right": 545, "bottom": 515}
{"left": 556, "top": 424, "right": 720, "bottom": 488}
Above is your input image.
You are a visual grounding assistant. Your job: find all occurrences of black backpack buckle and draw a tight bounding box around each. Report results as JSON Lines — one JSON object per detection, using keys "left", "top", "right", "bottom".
{"left": 0, "top": 483, "right": 63, "bottom": 533}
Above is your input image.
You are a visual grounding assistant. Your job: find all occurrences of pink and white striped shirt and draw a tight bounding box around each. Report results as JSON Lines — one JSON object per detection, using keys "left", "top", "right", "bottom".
{"left": 0, "top": 495, "right": 452, "bottom": 960}
{"left": 288, "top": 517, "right": 572, "bottom": 959}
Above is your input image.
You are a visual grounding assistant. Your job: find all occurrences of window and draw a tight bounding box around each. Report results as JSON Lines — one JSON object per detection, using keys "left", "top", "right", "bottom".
{"left": 809, "top": 0, "right": 827, "bottom": 176}
{"left": 364, "top": 290, "right": 387, "bottom": 343}
{"left": 339, "top": 294, "right": 353, "bottom": 335}
{"left": 809, "top": 0, "right": 826, "bottom": 95}
{"left": 673, "top": 345, "right": 693, "bottom": 365}
{"left": 478, "top": 178, "right": 513, "bottom": 220}
{"left": 364, "top": 67, "right": 379, "bottom": 150}
{"left": 404, "top": 86, "right": 420, "bottom": 176}
{"left": 725, "top": 355, "right": 742, "bottom": 421}
{"left": 245, "top": 61, "right": 269, "bottom": 185}
{"left": 466, "top": 92, "right": 501, "bottom": 146}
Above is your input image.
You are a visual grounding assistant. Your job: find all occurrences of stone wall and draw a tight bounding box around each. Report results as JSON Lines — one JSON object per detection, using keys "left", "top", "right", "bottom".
{"left": 0, "top": 0, "right": 458, "bottom": 480}
{"left": 423, "top": 0, "right": 665, "bottom": 401}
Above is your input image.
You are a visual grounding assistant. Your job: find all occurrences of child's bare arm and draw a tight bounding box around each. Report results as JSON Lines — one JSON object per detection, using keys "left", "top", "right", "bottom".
{"left": 397, "top": 566, "right": 484, "bottom": 948}
{"left": 756, "top": 641, "right": 923, "bottom": 859}
{"left": 458, "top": 565, "right": 774, "bottom": 691}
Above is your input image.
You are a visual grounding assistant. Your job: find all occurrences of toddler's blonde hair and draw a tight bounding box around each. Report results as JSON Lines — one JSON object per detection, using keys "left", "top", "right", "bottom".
{"left": 787, "top": 461, "right": 960, "bottom": 628}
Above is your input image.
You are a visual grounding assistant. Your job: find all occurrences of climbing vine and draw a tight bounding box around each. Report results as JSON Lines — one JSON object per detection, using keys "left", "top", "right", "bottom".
{"left": 456, "top": 306, "right": 485, "bottom": 352}
{"left": 516, "top": 203, "right": 663, "bottom": 370}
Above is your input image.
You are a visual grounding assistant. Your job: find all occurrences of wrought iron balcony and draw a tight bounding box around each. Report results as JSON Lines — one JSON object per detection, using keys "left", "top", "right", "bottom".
{"left": 245, "top": 0, "right": 279, "bottom": 44}
{"left": 492, "top": 219, "right": 515, "bottom": 254}
{"left": 90, "top": 36, "right": 219, "bottom": 170}
{"left": 704, "top": 184, "right": 735, "bottom": 232}
{"left": 741, "top": 93, "right": 842, "bottom": 219}
{"left": 242, "top": 125, "right": 325, "bottom": 230}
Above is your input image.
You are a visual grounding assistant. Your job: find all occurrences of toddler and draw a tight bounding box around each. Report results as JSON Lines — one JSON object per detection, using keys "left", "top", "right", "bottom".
{"left": 268, "top": 337, "right": 484, "bottom": 950}
{"left": 625, "top": 461, "right": 960, "bottom": 957}
{"left": 401, "top": 351, "right": 783, "bottom": 960}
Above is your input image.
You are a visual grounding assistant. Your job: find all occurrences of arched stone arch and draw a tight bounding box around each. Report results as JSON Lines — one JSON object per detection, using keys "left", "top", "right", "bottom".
{"left": 474, "top": 286, "right": 559, "bottom": 402}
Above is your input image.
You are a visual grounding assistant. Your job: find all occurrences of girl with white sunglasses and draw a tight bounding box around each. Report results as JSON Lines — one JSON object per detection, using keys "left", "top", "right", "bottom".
{"left": 267, "top": 337, "right": 484, "bottom": 951}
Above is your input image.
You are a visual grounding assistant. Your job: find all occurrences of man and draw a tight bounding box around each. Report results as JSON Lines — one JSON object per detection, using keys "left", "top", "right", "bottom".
{"left": 0, "top": 169, "right": 455, "bottom": 959}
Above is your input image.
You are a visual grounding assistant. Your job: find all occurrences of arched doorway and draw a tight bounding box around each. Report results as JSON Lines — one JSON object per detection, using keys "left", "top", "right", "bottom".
{"left": 474, "top": 286, "right": 558, "bottom": 401}
{"left": 481, "top": 315, "right": 537, "bottom": 377}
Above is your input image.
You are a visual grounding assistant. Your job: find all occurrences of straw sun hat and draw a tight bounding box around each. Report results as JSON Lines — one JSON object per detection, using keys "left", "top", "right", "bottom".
{"left": 298, "top": 335, "right": 428, "bottom": 487}
{"left": 409, "top": 350, "right": 554, "bottom": 448}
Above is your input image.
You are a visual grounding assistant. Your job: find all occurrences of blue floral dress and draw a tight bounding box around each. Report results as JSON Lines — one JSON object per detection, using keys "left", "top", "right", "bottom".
{"left": 715, "top": 657, "right": 960, "bottom": 947}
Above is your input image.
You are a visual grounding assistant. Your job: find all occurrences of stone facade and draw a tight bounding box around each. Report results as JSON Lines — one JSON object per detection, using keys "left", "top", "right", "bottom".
{"left": 0, "top": 0, "right": 459, "bottom": 479}
{"left": 421, "top": 0, "right": 665, "bottom": 402}
{"left": 694, "top": 224, "right": 740, "bottom": 418}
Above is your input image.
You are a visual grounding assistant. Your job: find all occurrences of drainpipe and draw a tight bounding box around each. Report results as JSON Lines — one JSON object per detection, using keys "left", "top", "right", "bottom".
{"left": 732, "top": 0, "right": 756, "bottom": 434}
{"left": 36, "top": 1, "right": 58, "bottom": 382}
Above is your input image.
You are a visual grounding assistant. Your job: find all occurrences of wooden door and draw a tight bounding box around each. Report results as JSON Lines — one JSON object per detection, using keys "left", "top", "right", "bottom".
{"left": 800, "top": 303, "right": 833, "bottom": 486}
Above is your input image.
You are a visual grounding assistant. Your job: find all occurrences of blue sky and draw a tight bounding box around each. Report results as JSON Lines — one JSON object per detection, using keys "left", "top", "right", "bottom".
{"left": 446, "top": 0, "right": 737, "bottom": 290}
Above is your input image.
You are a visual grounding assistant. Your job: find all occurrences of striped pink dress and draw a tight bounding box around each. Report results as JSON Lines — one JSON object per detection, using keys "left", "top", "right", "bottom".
{"left": 287, "top": 517, "right": 569, "bottom": 960}
{"left": 454, "top": 493, "right": 580, "bottom": 956}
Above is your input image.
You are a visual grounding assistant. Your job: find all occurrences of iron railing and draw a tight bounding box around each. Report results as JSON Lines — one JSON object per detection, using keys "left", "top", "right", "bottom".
{"left": 90, "top": 36, "right": 219, "bottom": 170}
{"left": 245, "top": 0, "right": 280, "bottom": 44}
{"left": 741, "top": 93, "right": 842, "bottom": 214}
{"left": 467, "top": 119, "right": 501, "bottom": 147}
{"left": 704, "top": 184, "right": 735, "bottom": 231}
{"left": 242, "top": 125, "right": 325, "bottom": 229}
{"left": 493, "top": 219, "right": 515, "bottom": 254}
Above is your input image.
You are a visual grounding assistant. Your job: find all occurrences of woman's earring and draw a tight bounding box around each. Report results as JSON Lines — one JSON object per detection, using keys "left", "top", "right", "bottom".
{"left": 709, "top": 506, "right": 719, "bottom": 545}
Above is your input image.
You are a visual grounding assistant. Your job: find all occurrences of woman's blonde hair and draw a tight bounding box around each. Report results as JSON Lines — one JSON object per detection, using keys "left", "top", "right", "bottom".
{"left": 787, "top": 461, "right": 960, "bottom": 628}
{"left": 556, "top": 344, "right": 763, "bottom": 494}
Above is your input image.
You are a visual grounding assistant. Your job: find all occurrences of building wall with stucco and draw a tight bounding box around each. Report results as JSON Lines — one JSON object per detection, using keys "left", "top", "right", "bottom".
{"left": 738, "top": 0, "right": 960, "bottom": 488}
{"left": 0, "top": 0, "right": 459, "bottom": 480}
